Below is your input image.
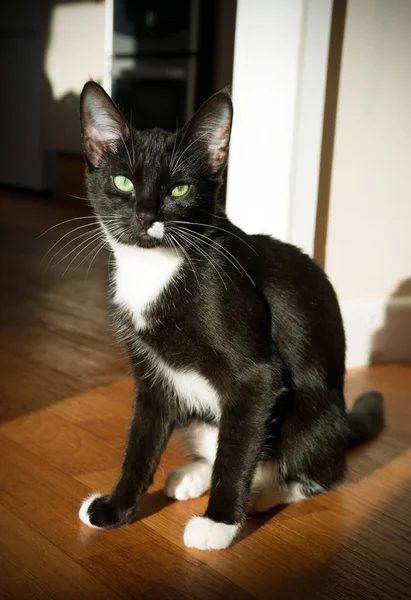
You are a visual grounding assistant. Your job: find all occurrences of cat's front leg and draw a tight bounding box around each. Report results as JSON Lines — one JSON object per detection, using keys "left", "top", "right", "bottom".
{"left": 79, "top": 383, "right": 173, "bottom": 529}
{"left": 184, "top": 380, "right": 278, "bottom": 550}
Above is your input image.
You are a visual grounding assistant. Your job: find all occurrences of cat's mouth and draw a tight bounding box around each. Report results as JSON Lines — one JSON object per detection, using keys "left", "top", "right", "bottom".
{"left": 135, "top": 233, "right": 163, "bottom": 249}
{"left": 100, "top": 218, "right": 166, "bottom": 249}
{"left": 118, "top": 230, "right": 164, "bottom": 249}
{"left": 134, "top": 220, "right": 165, "bottom": 248}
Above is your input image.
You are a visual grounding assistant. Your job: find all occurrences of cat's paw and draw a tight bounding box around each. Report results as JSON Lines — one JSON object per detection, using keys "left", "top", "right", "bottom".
{"left": 183, "top": 516, "right": 240, "bottom": 550}
{"left": 164, "top": 462, "right": 212, "bottom": 500}
{"left": 79, "top": 493, "right": 136, "bottom": 529}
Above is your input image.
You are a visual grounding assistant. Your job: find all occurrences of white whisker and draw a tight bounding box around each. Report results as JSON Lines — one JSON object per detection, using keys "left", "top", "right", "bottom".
{"left": 129, "top": 111, "right": 136, "bottom": 167}
{"left": 44, "top": 217, "right": 119, "bottom": 269}
{"left": 38, "top": 215, "right": 96, "bottom": 238}
{"left": 169, "top": 220, "right": 258, "bottom": 255}
{"left": 168, "top": 127, "right": 179, "bottom": 172}
{"left": 51, "top": 230, "right": 103, "bottom": 270}
{"left": 86, "top": 240, "right": 107, "bottom": 280}
{"left": 170, "top": 228, "right": 231, "bottom": 290}
{"left": 171, "top": 132, "right": 210, "bottom": 174}
{"left": 176, "top": 225, "right": 255, "bottom": 286}
{"left": 61, "top": 234, "right": 105, "bottom": 277}
{"left": 169, "top": 125, "right": 189, "bottom": 173}
{"left": 165, "top": 232, "right": 200, "bottom": 287}
{"left": 44, "top": 227, "right": 98, "bottom": 271}
{"left": 119, "top": 133, "right": 133, "bottom": 170}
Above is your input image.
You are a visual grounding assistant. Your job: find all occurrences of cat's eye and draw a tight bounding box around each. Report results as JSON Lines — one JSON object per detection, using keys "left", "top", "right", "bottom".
{"left": 170, "top": 184, "right": 190, "bottom": 197}
{"left": 113, "top": 175, "right": 134, "bottom": 193}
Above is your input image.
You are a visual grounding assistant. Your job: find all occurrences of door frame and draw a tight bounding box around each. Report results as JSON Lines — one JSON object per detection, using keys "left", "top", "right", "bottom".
{"left": 226, "top": 0, "right": 333, "bottom": 257}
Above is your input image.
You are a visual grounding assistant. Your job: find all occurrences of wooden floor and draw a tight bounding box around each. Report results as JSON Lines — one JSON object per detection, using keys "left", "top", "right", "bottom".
{"left": 1, "top": 190, "right": 410, "bottom": 599}
{"left": 0, "top": 189, "right": 127, "bottom": 425}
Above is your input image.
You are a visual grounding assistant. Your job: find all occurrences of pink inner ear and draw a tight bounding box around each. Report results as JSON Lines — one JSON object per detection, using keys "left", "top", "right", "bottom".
{"left": 83, "top": 113, "right": 128, "bottom": 166}
{"left": 81, "top": 86, "right": 130, "bottom": 166}
{"left": 205, "top": 107, "right": 231, "bottom": 172}
{"left": 89, "top": 111, "right": 127, "bottom": 144}
{"left": 88, "top": 123, "right": 113, "bottom": 144}
{"left": 83, "top": 137, "right": 107, "bottom": 166}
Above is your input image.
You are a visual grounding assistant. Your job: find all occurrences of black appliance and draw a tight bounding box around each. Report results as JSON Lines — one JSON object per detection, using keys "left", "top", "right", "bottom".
{"left": 111, "top": 0, "right": 215, "bottom": 131}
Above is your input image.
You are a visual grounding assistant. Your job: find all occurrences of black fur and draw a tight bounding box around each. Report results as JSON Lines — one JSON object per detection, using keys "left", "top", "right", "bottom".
{"left": 79, "top": 81, "right": 384, "bottom": 530}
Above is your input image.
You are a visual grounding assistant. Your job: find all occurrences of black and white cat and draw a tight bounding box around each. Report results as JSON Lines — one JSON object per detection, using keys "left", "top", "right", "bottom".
{"left": 78, "top": 81, "right": 384, "bottom": 550}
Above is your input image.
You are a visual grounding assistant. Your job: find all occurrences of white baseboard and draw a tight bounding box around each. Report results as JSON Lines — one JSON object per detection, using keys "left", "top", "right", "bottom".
{"left": 341, "top": 297, "right": 411, "bottom": 368}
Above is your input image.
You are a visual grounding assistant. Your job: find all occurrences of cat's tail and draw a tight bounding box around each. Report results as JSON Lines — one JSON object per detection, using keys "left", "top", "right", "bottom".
{"left": 347, "top": 391, "right": 385, "bottom": 448}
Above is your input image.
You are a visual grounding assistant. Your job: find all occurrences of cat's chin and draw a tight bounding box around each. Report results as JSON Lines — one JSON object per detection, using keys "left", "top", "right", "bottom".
{"left": 116, "top": 233, "right": 164, "bottom": 250}
{"left": 135, "top": 235, "right": 163, "bottom": 249}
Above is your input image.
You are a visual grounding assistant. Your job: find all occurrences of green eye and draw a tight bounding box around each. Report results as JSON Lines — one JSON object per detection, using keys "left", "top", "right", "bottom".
{"left": 113, "top": 175, "right": 134, "bottom": 193}
{"left": 170, "top": 184, "right": 190, "bottom": 197}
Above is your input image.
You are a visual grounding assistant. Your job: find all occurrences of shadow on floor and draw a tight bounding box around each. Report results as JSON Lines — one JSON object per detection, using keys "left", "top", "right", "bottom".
{"left": 370, "top": 278, "right": 411, "bottom": 365}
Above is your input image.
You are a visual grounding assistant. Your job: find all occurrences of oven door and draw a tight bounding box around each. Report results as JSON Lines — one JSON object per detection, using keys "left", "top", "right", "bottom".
{"left": 112, "top": 57, "right": 196, "bottom": 132}
{"left": 113, "top": 0, "right": 199, "bottom": 56}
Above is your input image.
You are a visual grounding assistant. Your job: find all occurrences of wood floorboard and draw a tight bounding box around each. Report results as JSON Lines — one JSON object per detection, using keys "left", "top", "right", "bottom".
{"left": 0, "top": 504, "right": 123, "bottom": 600}
{"left": 0, "top": 190, "right": 410, "bottom": 599}
{"left": 0, "top": 189, "right": 127, "bottom": 423}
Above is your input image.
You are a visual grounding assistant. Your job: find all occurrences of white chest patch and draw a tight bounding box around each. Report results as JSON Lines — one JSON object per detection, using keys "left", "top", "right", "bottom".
{"left": 111, "top": 240, "right": 183, "bottom": 330}
{"left": 108, "top": 236, "right": 221, "bottom": 419}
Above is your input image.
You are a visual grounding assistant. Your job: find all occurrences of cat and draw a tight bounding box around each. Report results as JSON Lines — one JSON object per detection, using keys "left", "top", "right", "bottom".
{"left": 78, "top": 81, "right": 384, "bottom": 550}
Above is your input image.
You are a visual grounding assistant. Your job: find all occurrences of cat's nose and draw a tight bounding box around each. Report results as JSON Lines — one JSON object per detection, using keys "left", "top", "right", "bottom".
{"left": 136, "top": 213, "right": 155, "bottom": 232}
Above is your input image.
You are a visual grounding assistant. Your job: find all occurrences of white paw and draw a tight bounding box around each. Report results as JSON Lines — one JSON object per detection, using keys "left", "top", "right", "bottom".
{"left": 164, "top": 462, "right": 212, "bottom": 500}
{"left": 183, "top": 516, "right": 240, "bottom": 550}
{"left": 78, "top": 493, "right": 103, "bottom": 528}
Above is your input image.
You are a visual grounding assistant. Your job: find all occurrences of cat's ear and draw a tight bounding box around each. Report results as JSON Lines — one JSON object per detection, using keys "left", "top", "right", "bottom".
{"left": 183, "top": 89, "right": 233, "bottom": 173}
{"left": 80, "top": 81, "right": 130, "bottom": 167}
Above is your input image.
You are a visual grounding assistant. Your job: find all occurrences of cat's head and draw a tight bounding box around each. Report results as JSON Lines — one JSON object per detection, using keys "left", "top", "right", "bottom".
{"left": 80, "top": 81, "right": 232, "bottom": 249}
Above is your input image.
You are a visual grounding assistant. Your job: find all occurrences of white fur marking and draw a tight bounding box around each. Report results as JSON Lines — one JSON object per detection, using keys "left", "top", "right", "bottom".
{"left": 79, "top": 493, "right": 103, "bottom": 529}
{"left": 179, "top": 421, "right": 219, "bottom": 463}
{"left": 286, "top": 482, "right": 308, "bottom": 503}
{"left": 134, "top": 343, "right": 221, "bottom": 419}
{"left": 165, "top": 462, "right": 212, "bottom": 500}
{"left": 184, "top": 516, "right": 240, "bottom": 550}
{"left": 147, "top": 221, "right": 164, "bottom": 239}
{"left": 248, "top": 482, "right": 307, "bottom": 514}
{"left": 110, "top": 240, "right": 183, "bottom": 331}
{"left": 251, "top": 459, "right": 281, "bottom": 489}
{"left": 160, "top": 367, "right": 221, "bottom": 419}
{"left": 246, "top": 459, "right": 320, "bottom": 514}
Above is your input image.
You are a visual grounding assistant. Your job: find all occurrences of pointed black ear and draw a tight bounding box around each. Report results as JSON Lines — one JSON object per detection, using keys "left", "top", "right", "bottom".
{"left": 183, "top": 90, "right": 233, "bottom": 173}
{"left": 80, "top": 81, "right": 130, "bottom": 167}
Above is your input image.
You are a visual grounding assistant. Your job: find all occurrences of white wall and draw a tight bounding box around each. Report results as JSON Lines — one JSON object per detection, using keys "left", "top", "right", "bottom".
{"left": 226, "top": 0, "right": 332, "bottom": 256}
{"left": 324, "top": 0, "right": 411, "bottom": 366}
{"left": 43, "top": 1, "right": 106, "bottom": 153}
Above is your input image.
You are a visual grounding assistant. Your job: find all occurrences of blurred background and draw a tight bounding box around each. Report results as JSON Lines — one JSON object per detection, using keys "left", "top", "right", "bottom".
{"left": 0, "top": 0, "right": 410, "bottom": 418}
{"left": 0, "top": 0, "right": 236, "bottom": 197}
